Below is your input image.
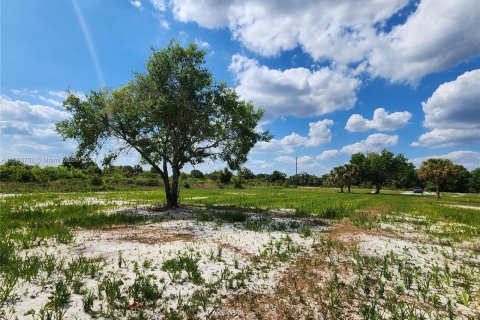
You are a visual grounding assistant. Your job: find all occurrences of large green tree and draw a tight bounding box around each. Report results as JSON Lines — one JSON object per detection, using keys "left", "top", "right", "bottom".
{"left": 351, "top": 150, "right": 411, "bottom": 194}
{"left": 469, "top": 168, "right": 480, "bottom": 192}
{"left": 390, "top": 160, "right": 418, "bottom": 189}
{"left": 451, "top": 165, "right": 471, "bottom": 193}
{"left": 417, "top": 158, "right": 460, "bottom": 199}
{"left": 57, "top": 41, "right": 269, "bottom": 207}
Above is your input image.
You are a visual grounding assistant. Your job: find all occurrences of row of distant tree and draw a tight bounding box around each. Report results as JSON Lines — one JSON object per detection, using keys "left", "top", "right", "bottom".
{"left": 0, "top": 158, "right": 160, "bottom": 189}
{"left": 324, "top": 150, "right": 479, "bottom": 198}
{"left": 0, "top": 157, "right": 320, "bottom": 189}
{"left": 1, "top": 151, "right": 479, "bottom": 195}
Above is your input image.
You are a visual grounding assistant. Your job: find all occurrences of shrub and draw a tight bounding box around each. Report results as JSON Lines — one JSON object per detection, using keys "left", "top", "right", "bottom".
{"left": 232, "top": 176, "right": 244, "bottom": 189}
{"left": 90, "top": 175, "right": 103, "bottom": 186}
{"left": 219, "top": 168, "right": 233, "bottom": 184}
{"left": 190, "top": 169, "right": 204, "bottom": 179}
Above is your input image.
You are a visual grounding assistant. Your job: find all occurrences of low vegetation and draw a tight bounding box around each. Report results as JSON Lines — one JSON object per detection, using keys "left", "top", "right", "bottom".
{"left": 2, "top": 154, "right": 479, "bottom": 194}
{"left": 1, "top": 187, "right": 479, "bottom": 319}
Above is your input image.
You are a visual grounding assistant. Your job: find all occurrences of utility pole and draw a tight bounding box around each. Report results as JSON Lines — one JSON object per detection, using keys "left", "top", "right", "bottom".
{"left": 295, "top": 156, "right": 298, "bottom": 176}
{"left": 295, "top": 156, "right": 298, "bottom": 187}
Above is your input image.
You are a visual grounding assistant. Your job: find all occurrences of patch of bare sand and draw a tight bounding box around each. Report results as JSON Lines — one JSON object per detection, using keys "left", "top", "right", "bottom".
{"left": 215, "top": 220, "right": 480, "bottom": 320}
{"left": 444, "top": 204, "right": 480, "bottom": 210}
{"left": 6, "top": 206, "right": 328, "bottom": 319}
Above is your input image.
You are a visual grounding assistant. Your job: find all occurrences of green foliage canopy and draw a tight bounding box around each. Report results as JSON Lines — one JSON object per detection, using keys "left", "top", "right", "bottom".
{"left": 418, "top": 158, "right": 460, "bottom": 199}
{"left": 350, "top": 150, "right": 412, "bottom": 194}
{"left": 56, "top": 41, "right": 269, "bottom": 207}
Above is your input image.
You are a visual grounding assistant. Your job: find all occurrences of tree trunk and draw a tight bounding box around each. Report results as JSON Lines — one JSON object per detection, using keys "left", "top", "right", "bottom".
{"left": 374, "top": 183, "right": 381, "bottom": 194}
{"left": 161, "top": 173, "right": 173, "bottom": 208}
{"left": 347, "top": 178, "right": 351, "bottom": 193}
{"left": 340, "top": 184, "right": 344, "bottom": 193}
{"left": 170, "top": 167, "right": 180, "bottom": 208}
{"left": 436, "top": 184, "right": 441, "bottom": 200}
{"left": 161, "top": 159, "right": 175, "bottom": 208}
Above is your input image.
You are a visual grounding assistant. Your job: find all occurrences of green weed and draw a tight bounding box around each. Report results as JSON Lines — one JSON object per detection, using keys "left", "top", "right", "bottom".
{"left": 162, "top": 251, "right": 204, "bottom": 285}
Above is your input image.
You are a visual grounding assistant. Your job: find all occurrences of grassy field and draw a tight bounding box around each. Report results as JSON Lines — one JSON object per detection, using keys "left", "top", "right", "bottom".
{"left": 1, "top": 187, "right": 479, "bottom": 319}
{"left": 180, "top": 187, "right": 480, "bottom": 224}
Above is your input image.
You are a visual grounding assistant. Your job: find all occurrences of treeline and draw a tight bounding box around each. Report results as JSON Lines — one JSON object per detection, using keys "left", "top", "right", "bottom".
{"left": 1, "top": 150, "right": 479, "bottom": 193}
{"left": 187, "top": 168, "right": 322, "bottom": 188}
{"left": 0, "top": 156, "right": 323, "bottom": 192}
{"left": 0, "top": 158, "right": 322, "bottom": 192}
{"left": 324, "top": 150, "right": 480, "bottom": 194}
{"left": 0, "top": 158, "right": 163, "bottom": 192}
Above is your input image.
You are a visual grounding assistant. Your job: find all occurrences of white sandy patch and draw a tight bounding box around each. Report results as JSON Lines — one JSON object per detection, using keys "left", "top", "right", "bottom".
{"left": 356, "top": 234, "right": 479, "bottom": 270}
{"left": 4, "top": 206, "right": 327, "bottom": 319}
{"left": 354, "top": 233, "right": 480, "bottom": 318}
{"left": 400, "top": 191, "right": 435, "bottom": 196}
{"left": 444, "top": 204, "right": 480, "bottom": 211}
{"left": 225, "top": 192, "right": 256, "bottom": 196}
{"left": 0, "top": 193, "right": 18, "bottom": 198}
{"left": 9, "top": 200, "right": 140, "bottom": 216}
{"left": 271, "top": 208, "right": 296, "bottom": 214}
{"left": 19, "top": 197, "right": 134, "bottom": 209}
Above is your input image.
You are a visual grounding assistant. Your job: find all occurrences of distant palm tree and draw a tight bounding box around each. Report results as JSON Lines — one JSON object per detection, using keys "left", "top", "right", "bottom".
{"left": 330, "top": 166, "right": 347, "bottom": 193}
{"left": 417, "top": 158, "right": 459, "bottom": 199}
{"left": 343, "top": 164, "right": 359, "bottom": 193}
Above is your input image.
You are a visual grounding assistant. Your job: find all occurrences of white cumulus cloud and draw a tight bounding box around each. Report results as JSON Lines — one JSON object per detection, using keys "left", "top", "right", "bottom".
{"left": 194, "top": 39, "right": 210, "bottom": 49}
{"left": 274, "top": 155, "right": 319, "bottom": 169}
{"left": 38, "top": 96, "right": 63, "bottom": 107}
{"left": 171, "top": 0, "right": 407, "bottom": 64}
{"left": 345, "top": 108, "right": 412, "bottom": 132}
{"left": 316, "top": 149, "right": 340, "bottom": 160}
{"left": 412, "top": 129, "right": 480, "bottom": 148}
{"left": 168, "top": 0, "right": 480, "bottom": 83}
{"left": 250, "top": 160, "right": 273, "bottom": 169}
{"left": 0, "top": 95, "right": 68, "bottom": 126}
{"left": 150, "top": 0, "right": 166, "bottom": 11}
{"left": 48, "top": 91, "right": 69, "bottom": 100}
{"left": 412, "top": 69, "right": 480, "bottom": 148}
{"left": 411, "top": 151, "right": 480, "bottom": 170}
{"left": 130, "top": 0, "right": 142, "bottom": 9}
{"left": 171, "top": 0, "right": 230, "bottom": 28}
{"left": 230, "top": 55, "right": 360, "bottom": 119}
{"left": 341, "top": 133, "right": 399, "bottom": 154}
{"left": 0, "top": 95, "right": 75, "bottom": 161}
{"left": 254, "top": 119, "right": 334, "bottom": 154}
{"left": 368, "top": 0, "right": 480, "bottom": 84}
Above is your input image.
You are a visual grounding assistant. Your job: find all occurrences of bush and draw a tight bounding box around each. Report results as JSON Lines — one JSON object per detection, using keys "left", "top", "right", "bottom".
{"left": 134, "top": 172, "right": 162, "bottom": 186}
{"left": 268, "top": 170, "right": 287, "bottom": 183}
{"left": 90, "top": 175, "right": 103, "bottom": 186}
{"left": 219, "top": 168, "right": 233, "bottom": 184}
{"left": 232, "top": 176, "right": 244, "bottom": 189}
{"left": 239, "top": 168, "right": 255, "bottom": 180}
{"left": 19, "top": 169, "right": 36, "bottom": 183}
{"left": 0, "top": 166, "right": 16, "bottom": 181}
{"left": 190, "top": 169, "right": 204, "bottom": 179}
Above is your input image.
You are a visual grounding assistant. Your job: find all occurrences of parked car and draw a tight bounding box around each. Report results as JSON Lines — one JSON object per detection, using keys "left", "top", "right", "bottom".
{"left": 412, "top": 187, "right": 423, "bottom": 193}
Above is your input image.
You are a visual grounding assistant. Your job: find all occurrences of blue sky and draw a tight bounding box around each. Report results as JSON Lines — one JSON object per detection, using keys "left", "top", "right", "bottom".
{"left": 1, "top": 0, "right": 479, "bottom": 175}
